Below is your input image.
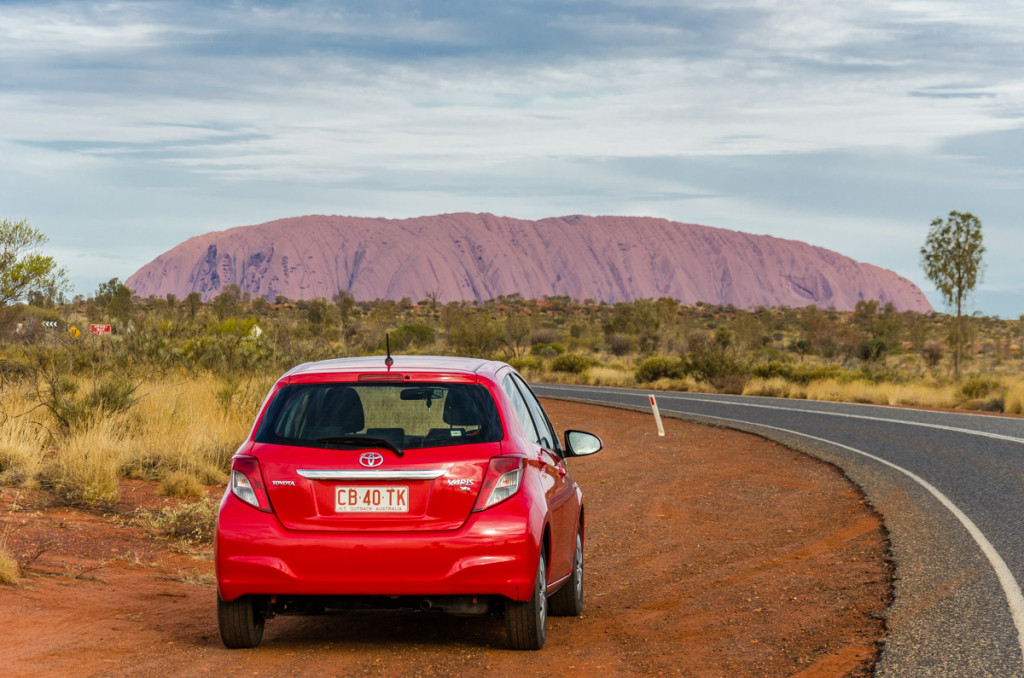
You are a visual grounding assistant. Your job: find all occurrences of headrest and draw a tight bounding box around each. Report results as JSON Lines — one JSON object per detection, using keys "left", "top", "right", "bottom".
{"left": 442, "top": 389, "right": 478, "bottom": 427}
{"left": 322, "top": 386, "right": 364, "bottom": 433}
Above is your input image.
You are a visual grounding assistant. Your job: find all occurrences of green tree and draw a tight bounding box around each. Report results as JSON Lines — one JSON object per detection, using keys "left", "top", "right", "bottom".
{"left": 0, "top": 218, "right": 69, "bottom": 322}
{"left": 307, "top": 298, "right": 331, "bottom": 331}
{"left": 921, "top": 211, "right": 985, "bottom": 377}
{"left": 213, "top": 284, "right": 242, "bottom": 320}
{"left": 185, "top": 292, "right": 202, "bottom": 321}
{"left": 333, "top": 289, "right": 356, "bottom": 328}
{"left": 501, "top": 313, "right": 532, "bottom": 358}
{"left": 95, "top": 278, "right": 133, "bottom": 326}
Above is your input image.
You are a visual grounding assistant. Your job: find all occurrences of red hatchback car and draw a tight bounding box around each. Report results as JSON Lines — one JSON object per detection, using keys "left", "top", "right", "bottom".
{"left": 216, "top": 355, "right": 601, "bottom": 650}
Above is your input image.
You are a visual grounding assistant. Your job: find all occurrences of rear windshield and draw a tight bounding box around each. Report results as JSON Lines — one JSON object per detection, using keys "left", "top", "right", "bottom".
{"left": 254, "top": 382, "right": 503, "bottom": 450}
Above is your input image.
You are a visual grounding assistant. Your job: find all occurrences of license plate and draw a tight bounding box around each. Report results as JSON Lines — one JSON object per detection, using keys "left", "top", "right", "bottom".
{"left": 335, "top": 486, "right": 409, "bottom": 513}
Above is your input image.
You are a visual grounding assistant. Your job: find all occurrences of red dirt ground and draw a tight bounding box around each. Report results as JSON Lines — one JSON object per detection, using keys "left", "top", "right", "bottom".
{"left": 0, "top": 400, "right": 891, "bottom": 677}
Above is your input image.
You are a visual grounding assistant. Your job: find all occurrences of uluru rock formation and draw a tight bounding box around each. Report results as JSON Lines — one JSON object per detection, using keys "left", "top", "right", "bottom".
{"left": 125, "top": 213, "right": 934, "bottom": 312}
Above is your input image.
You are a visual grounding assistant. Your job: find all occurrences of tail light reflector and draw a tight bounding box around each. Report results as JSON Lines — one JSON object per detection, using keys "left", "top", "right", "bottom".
{"left": 473, "top": 456, "right": 525, "bottom": 512}
{"left": 230, "top": 455, "right": 273, "bottom": 513}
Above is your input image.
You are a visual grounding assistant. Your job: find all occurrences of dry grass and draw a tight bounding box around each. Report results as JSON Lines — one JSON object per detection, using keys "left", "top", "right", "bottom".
{"left": 0, "top": 548, "right": 18, "bottom": 585}
{"left": 122, "top": 373, "right": 261, "bottom": 485}
{"left": 172, "top": 568, "right": 216, "bottom": 587}
{"left": 40, "top": 418, "right": 125, "bottom": 505}
{"left": 154, "top": 499, "right": 218, "bottom": 544}
{"left": 804, "top": 379, "right": 959, "bottom": 408}
{"left": 584, "top": 365, "right": 637, "bottom": 388}
{"left": 0, "top": 521, "right": 18, "bottom": 585}
{"left": 1005, "top": 381, "right": 1024, "bottom": 415}
{"left": 743, "top": 378, "right": 808, "bottom": 399}
{"left": 0, "top": 372, "right": 261, "bottom": 506}
{"left": 159, "top": 470, "right": 205, "bottom": 498}
{"left": 0, "top": 395, "right": 48, "bottom": 487}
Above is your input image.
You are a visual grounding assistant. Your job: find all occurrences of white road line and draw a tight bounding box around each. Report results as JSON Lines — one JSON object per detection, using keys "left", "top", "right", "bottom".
{"left": 536, "top": 384, "right": 1024, "bottom": 445}
{"left": 670, "top": 409, "right": 1024, "bottom": 664}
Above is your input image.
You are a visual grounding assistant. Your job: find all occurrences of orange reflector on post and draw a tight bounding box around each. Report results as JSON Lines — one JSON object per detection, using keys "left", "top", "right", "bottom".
{"left": 649, "top": 394, "right": 665, "bottom": 437}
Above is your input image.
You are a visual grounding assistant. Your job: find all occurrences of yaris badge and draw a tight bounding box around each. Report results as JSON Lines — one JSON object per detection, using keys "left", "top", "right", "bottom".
{"left": 359, "top": 452, "right": 384, "bottom": 468}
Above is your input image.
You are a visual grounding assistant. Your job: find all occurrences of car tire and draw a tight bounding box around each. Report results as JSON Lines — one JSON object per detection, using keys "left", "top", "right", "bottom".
{"left": 549, "top": 529, "right": 584, "bottom": 617}
{"left": 505, "top": 551, "right": 547, "bottom": 650}
{"left": 217, "top": 593, "right": 265, "bottom": 649}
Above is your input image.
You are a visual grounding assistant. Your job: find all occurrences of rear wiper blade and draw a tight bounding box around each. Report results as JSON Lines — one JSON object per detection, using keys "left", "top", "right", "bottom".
{"left": 314, "top": 435, "right": 404, "bottom": 458}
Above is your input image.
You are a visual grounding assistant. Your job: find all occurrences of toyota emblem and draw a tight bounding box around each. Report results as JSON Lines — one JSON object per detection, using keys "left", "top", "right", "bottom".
{"left": 359, "top": 452, "right": 384, "bottom": 468}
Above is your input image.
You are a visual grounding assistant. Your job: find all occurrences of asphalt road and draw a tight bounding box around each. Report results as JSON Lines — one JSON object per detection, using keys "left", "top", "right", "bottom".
{"left": 533, "top": 383, "right": 1024, "bottom": 677}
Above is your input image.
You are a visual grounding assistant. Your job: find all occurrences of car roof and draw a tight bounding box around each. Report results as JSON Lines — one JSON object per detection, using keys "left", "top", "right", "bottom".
{"left": 283, "top": 355, "right": 508, "bottom": 380}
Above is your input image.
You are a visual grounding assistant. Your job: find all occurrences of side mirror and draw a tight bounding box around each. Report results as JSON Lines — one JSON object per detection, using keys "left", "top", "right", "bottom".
{"left": 564, "top": 430, "right": 602, "bottom": 457}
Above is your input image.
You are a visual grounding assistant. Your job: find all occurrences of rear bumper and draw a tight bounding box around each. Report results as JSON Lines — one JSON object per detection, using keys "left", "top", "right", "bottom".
{"left": 215, "top": 491, "right": 543, "bottom": 603}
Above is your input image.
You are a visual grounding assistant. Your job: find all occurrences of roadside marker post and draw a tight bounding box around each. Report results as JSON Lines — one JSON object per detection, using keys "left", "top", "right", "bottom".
{"left": 649, "top": 394, "right": 665, "bottom": 437}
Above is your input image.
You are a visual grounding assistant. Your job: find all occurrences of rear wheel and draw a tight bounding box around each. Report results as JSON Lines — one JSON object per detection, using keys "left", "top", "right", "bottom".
{"left": 549, "top": 530, "right": 584, "bottom": 616}
{"left": 506, "top": 552, "right": 547, "bottom": 650}
{"left": 217, "top": 593, "right": 266, "bottom": 649}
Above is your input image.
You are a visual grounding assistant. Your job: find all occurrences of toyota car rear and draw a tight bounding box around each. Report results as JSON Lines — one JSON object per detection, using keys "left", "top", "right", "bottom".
{"left": 215, "top": 355, "right": 601, "bottom": 650}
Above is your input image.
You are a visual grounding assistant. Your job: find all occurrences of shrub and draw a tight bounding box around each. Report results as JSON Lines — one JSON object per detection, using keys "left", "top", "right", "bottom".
{"left": 159, "top": 470, "right": 205, "bottom": 498}
{"left": 959, "top": 376, "right": 998, "bottom": 400}
{"left": 530, "top": 342, "right": 565, "bottom": 358}
{"left": 85, "top": 375, "right": 138, "bottom": 414}
{"left": 1005, "top": 382, "right": 1024, "bottom": 415}
{"left": 43, "top": 374, "right": 138, "bottom": 434}
{"left": 635, "top": 355, "right": 685, "bottom": 382}
{"left": 857, "top": 338, "right": 888, "bottom": 362}
{"left": 530, "top": 329, "right": 560, "bottom": 345}
{"left": 586, "top": 365, "right": 636, "bottom": 388}
{"left": 448, "top": 320, "right": 501, "bottom": 357}
{"left": 751, "top": 361, "right": 853, "bottom": 385}
{"left": 508, "top": 355, "right": 543, "bottom": 372}
{"left": 391, "top": 323, "right": 435, "bottom": 350}
{"left": 922, "top": 342, "right": 944, "bottom": 368}
{"left": 0, "top": 547, "right": 18, "bottom": 586}
{"left": 550, "top": 353, "right": 594, "bottom": 374}
{"left": 606, "top": 333, "right": 637, "bottom": 357}
{"left": 686, "top": 348, "right": 746, "bottom": 383}
{"left": 743, "top": 377, "right": 803, "bottom": 398}
{"left": 156, "top": 499, "right": 217, "bottom": 544}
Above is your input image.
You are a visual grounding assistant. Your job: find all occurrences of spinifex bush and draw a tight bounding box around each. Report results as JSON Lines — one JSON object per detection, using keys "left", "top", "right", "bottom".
{"left": 118, "top": 373, "right": 258, "bottom": 485}
{"left": 1004, "top": 381, "right": 1024, "bottom": 415}
{"left": 635, "top": 355, "right": 685, "bottom": 382}
{"left": 751, "top": 361, "right": 855, "bottom": 385}
{"left": 585, "top": 365, "right": 637, "bottom": 388}
{"left": 550, "top": 353, "right": 597, "bottom": 374}
{"left": 159, "top": 470, "right": 206, "bottom": 498}
{"left": 40, "top": 416, "right": 126, "bottom": 506}
{"left": 743, "top": 377, "right": 807, "bottom": 399}
{"left": 805, "top": 378, "right": 958, "bottom": 408}
{"left": 0, "top": 526, "right": 17, "bottom": 585}
{"left": 0, "top": 396, "right": 48, "bottom": 486}
{"left": 154, "top": 498, "right": 217, "bottom": 544}
{"left": 959, "top": 376, "right": 1000, "bottom": 400}
{"left": 507, "top": 355, "right": 543, "bottom": 373}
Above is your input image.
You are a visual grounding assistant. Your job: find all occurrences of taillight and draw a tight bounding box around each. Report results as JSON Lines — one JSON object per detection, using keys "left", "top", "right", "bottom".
{"left": 473, "top": 456, "right": 525, "bottom": 512}
{"left": 230, "top": 455, "right": 273, "bottom": 513}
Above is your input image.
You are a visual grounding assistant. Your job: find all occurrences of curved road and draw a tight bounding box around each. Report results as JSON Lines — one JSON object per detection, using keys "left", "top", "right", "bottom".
{"left": 533, "top": 383, "right": 1024, "bottom": 677}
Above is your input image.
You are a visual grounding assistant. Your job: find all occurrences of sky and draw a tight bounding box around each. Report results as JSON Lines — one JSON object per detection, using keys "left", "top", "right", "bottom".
{"left": 1, "top": 0, "right": 1022, "bottom": 317}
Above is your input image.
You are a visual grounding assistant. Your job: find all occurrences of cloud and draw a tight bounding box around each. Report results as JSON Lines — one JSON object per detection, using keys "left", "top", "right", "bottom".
{"left": 1, "top": 0, "right": 1022, "bottom": 314}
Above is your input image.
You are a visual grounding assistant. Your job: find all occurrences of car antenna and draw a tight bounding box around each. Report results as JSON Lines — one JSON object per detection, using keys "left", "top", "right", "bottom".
{"left": 385, "top": 333, "right": 394, "bottom": 369}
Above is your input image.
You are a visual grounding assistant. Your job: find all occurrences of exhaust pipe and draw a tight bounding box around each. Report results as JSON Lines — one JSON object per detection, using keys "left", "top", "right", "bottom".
{"left": 419, "top": 599, "right": 433, "bottom": 611}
